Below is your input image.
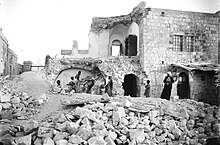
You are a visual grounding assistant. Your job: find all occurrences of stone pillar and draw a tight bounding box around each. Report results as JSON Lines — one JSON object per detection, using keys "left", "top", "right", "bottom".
{"left": 23, "top": 61, "right": 33, "bottom": 72}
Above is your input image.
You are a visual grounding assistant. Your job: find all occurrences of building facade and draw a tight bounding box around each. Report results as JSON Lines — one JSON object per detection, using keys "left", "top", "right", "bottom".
{"left": 0, "top": 28, "right": 18, "bottom": 76}
{"left": 87, "top": 2, "right": 220, "bottom": 104}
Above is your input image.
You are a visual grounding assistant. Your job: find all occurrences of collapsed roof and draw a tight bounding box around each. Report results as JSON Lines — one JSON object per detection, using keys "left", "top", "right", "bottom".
{"left": 172, "top": 63, "right": 220, "bottom": 72}
{"left": 90, "top": 1, "right": 146, "bottom": 33}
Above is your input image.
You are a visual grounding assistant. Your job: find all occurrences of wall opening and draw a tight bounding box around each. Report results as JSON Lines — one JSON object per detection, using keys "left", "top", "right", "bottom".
{"left": 177, "top": 72, "right": 189, "bottom": 99}
{"left": 111, "top": 40, "right": 123, "bottom": 56}
{"left": 125, "top": 34, "right": 137, "bottom": 56}
{"left": 123, "top": 74, "right": 137, "bottom": 97}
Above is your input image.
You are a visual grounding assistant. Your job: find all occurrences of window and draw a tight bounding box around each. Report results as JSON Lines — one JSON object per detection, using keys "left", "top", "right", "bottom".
{"left": 173, "top": 35, "right": 183, "bottom": 51}
{"left": 173, "top": 35, "right": 194, "bottom": 52}
{"left": 186, "top": 36, "right": 194, "bottom": 52}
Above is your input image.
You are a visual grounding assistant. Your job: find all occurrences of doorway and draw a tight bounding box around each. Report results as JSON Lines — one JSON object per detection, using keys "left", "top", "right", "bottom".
{"left": 123, "top": 74, "right": 137, "bottom": 97}
{"left": 177, "top": 72, "right": 189, "bottom": 99}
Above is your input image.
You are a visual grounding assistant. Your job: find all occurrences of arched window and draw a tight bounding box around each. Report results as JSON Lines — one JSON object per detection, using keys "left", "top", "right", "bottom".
{"left": 111, "top": 40, "right": 122, "bottom": 56}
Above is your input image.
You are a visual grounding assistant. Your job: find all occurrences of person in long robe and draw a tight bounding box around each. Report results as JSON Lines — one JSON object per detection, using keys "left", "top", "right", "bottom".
{"left": 144, "top": 80, "right": 151, "bottom": 97}
{"left": 105, "top": 76, "right": 113, "bottom": 97}
{"left": 161, "top": 72, "right": 174, "bottom": 100}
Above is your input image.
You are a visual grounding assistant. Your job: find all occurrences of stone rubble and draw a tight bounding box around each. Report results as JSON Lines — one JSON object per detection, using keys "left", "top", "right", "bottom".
{"left": 0, "top": 83, "right": 48, "bottom": 121}
{"left": 1, "top": 95, "right": 220, "bottom": 145}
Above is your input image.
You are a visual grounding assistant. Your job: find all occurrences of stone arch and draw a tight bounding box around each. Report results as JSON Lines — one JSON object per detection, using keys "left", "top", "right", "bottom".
{"left": 109, "top": 34, "right": 125, "bottom": 56}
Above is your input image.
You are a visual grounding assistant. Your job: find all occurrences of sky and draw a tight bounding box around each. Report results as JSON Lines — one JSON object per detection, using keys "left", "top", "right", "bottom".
{"left": 0, "top": 0, "right": 220, "bottom": 65}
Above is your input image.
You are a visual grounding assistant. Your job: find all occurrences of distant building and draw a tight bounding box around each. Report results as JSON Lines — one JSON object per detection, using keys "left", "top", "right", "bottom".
{"left": 0, "top": 28, "right": 18, "bottom": 76}
{"left": 60, "top": 40, "right": 89, "bottom": 58}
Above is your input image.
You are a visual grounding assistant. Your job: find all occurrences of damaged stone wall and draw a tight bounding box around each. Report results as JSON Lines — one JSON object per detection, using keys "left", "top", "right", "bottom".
{"left": 88, "top": 2, "right": 145, "bottom": 58}
{"left": 191, "top": 71, "right": 218, "bottom": 105}
{"left": 140, "top": 8, "right": 219, "bottom": 97}
{"left": 47, "top": 56, "right": 145, "bottom": 96}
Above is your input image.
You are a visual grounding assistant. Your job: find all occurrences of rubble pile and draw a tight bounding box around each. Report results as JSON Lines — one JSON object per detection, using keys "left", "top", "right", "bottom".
{"left": 0, "top": 85, "right": 48, "bottom": 121}
{"left": 2, "top": 97, "right": 220, "bottom": 145}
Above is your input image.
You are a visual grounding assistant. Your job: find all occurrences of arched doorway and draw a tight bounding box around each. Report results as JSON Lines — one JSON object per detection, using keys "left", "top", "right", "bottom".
{"left": 123, "top": 74, "right": 137, "bottom": 97}
{"left": 177, "top": 72, "right": 189, "bottom": 99}
{"left": 125, "top": 34, "right": 137, "bottom": 56}
{"left": 111, "top": 40, "right": 123, "bottom": 56}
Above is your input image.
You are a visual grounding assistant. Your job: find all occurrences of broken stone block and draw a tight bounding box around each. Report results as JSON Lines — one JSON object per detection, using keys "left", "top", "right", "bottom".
{"left": 66, "top": 122, "right": 79, "bottom": 135}
{"left": 95, "top": 128, "right": 108, "bottom": 137}
{"left": 180, "top": 108, "right": 189, "bottom": 119}
{"left": 73, "top": 107, "right": 97, "bottom": 122}
{"left": 77, "top": 127, "right": 93, "bottom": 141}
{"left": 55, "top": 122, "right": 67, "bottom": 132}
{"left": 1, "top": 102, "right": 11, "bottom": 109}
{"left": 34, "top": 137, "right": 43, "bottom": 145}
{"left": 1, "top": 110, "right": 13, "bottom": 120}
{"left": 123, "top": 99, "right": 132, "bottom": 107}
{"left": 57, "top": 114, "right": 67, "bottom": 123}
{"left": 14, "top": 134, "right": 31, "bottom": 145}
{"left": 0, "top": 93, "right": 10, "bottom": 103}
{"left": 187, "top": 119, "right": 195, "bottom": 130}
{"left": 68, "top": 135, "right": 85, "bottom": 144}
{"left": 88, "top": 136, "right": 107, "bottom": 145}
{"left": 112, "top": 111, "right": 121, "bottom": 126}
{"left": 53, "top": 132, "right": 68, "bottom": 142}
{"left": 121, "top": 117, "right": 129, "bottom": 126}
{"left": 107, "top": 130, "right": 117, "bottom": 140}
{"left": 43, "top": 137, "right": 54, "bottom": 145}
{"left": 92, "top": 123, "right": 105, "bottom": 130}
{"left": 148, "top": 131, "right": 156, "bottom": 138}
{"left": 168, "top": 119, "right": 177, "bottom": 131}
{"left": 129, "top": 129, "right": 145, "bottom": 143}
{"left": 0, "top": 104, "right": 2, "bottom": 112}
{"left": 154, "top": 127, "right": 163, "bottom": 136}
{"left": 117, "top": 107, "right": 126, "bottom": 118}
{"left": 105, "top": 136, "right": 116, "bottom": 145}
{"left": 149, "top": 110, "right": 159, "bottom": 121}
{"left": 10, "top": 97, "right": 20, "bottom": 104}
{"left": 204, "top": 114, "right": 215, "bottom": 123}
{"left": 0, "top": 134, "right": 14, "bottom": 145}
{"left": 212, "top": 123, "right": 220, "bottom": 136}
{"left": 119, "top": 135, "right": 127, "bottom": 142}
{"left": 23, "top": 120, "right": 39, "bottom": 134}
{"left": 171, "top": 127, "right": 181, "bottom": 139}
{"left": 37, "top": 127, "right": 53, "bottom": 138}
{"left": 55, "top": 139, "right": 68, "bottom": 145}
{"left": 155, "top": 133, "right": 166, "bottom": 143}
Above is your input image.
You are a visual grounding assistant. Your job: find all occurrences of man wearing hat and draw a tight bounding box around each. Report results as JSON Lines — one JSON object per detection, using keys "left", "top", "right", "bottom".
{"left": 161, "top": 71, "right": 174, "bottom": 100}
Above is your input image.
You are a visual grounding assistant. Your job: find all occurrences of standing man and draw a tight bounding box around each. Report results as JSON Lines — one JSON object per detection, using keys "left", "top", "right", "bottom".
{"left": 161, "top": 71, "right": 174, "bottom": 100}
{"left": 144, "top": 80, "right": 151, "bottom": 97}
{"left": 105, "top": 76, "right": 113, "bottom": 97}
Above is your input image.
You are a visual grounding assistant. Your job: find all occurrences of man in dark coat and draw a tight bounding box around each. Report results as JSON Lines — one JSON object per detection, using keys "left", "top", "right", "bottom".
{"left": 161, "top": 71, "right": 174, "bottom": 100}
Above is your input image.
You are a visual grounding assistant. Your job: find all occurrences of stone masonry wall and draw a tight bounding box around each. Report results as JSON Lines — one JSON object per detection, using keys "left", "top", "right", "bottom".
{"left": 140, "top": 8, "right": 219, "bottom": 97}
{"left": 47, "top": 56, "right": 145, "bottom": 96}
{"left": 191, "top": 71, "right": 218, "bottom": 105}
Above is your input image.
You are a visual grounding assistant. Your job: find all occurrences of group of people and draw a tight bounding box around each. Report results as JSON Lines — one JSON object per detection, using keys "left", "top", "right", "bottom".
{"left": 52, "top": 71, "right": 113, "bottom": 96}
{"left": 144, "top": 71, "right": 177, "bottom": 100}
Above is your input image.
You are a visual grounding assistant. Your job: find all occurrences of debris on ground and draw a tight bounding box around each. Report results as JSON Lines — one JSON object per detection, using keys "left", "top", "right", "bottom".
{"left": 1, "top": 71, "right": 220, "bottom": 145}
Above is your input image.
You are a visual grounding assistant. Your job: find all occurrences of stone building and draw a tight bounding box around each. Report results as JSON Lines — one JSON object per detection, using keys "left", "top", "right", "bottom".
{"left": 48, "top": 2, "right": 220, "bottom": 105}
{"left": 0, "top": 28, "right": 18, "bottom": 76}
{"left": 87, "top": 2, "right": 220, "bottom": 104}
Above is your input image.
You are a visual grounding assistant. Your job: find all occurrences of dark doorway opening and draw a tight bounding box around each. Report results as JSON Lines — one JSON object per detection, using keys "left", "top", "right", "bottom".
{"left": 123, "top": 74, "right": 137, "bottom": 97}
{"left": 177, "top": 72, "right": 189, "bottom": 99}
{"left": 125, "top": 34, "right": 137, "bottom": 56}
